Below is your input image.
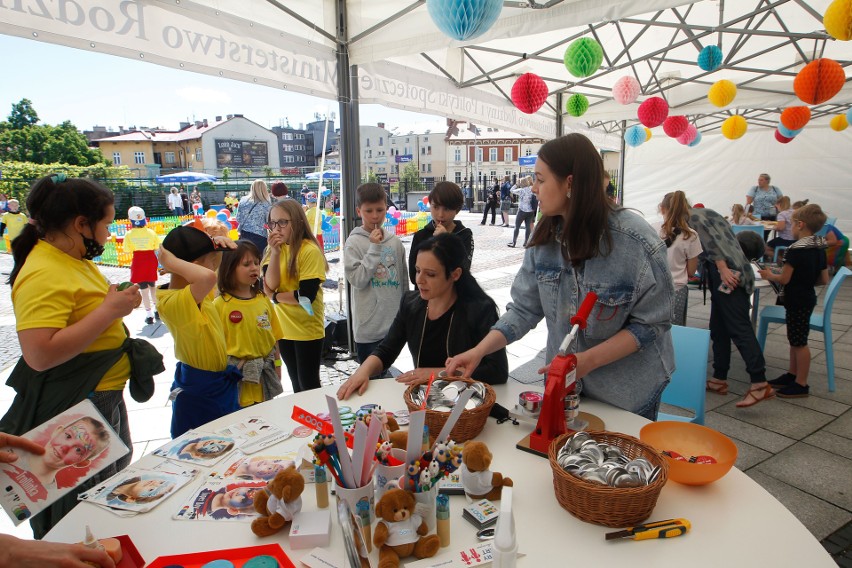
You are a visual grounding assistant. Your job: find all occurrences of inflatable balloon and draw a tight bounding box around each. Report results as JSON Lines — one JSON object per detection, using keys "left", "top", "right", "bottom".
{"left": 322, "top": 221, "right": 332, "bottom": 232}
{"left": 393, "top": 211, "right": 402, "bottom": 219}
{"left": 388, "top": 206, "right": 397, "bottom": 214}
{"left": 228, "top": 229, "right": 239, "bottom": 240}
{"left": 220, "top": 208, "right": 231, "bottom": 219}
{"left": 216, "top": 212, "right": 229, "bottom": 223}
{"left": 205, "top": 209, "right": 218, "bottom": 218}
{"left": 390, "top": 218, "right": 399, "bottom": 226}
{"left": 423, "top": 197, "right": 429, "bottom": 204}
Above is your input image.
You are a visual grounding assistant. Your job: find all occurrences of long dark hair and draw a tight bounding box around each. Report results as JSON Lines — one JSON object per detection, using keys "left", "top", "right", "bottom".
{"left": 218, "top": 240, "right": 263, "bottom": 298}
{"left": 416, "top": 233, "right": 494, "bottom": 308}
{"left": 527, "top": 133, "right": 614, "bottom": 266}
{"left": 9, "top": 175, "right": 114, "bottom": 286}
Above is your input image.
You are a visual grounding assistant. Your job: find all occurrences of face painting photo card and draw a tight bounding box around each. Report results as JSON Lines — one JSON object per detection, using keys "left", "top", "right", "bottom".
{"left": 208, "top": 451, "right": 298, "bottom": 482}
{"left": 151, "top": 430, "right": 237, "bottom": 466}
{"left": 77, "top": 466, "right": 194, "bottom": 514}
{"left": 0, "top": 399, "right": 129, "bottom": 525}
{"left": 215, "top": 417, "right": 291, "bottom": 454}
{"left": 173, "top": 479, "right": 267, "bottom": 522}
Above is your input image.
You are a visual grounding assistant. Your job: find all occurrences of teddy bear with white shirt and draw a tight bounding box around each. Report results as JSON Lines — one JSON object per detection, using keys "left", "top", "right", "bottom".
{"left": 459, "top": 441, "right": 512, "bottom": 501}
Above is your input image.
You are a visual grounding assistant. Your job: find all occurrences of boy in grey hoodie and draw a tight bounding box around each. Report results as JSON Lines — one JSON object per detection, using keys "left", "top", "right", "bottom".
{"left": 344, "top": 183, "right": 410, "bottom": 364}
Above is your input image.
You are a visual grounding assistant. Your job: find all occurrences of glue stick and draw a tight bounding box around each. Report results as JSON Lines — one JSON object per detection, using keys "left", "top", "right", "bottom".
{"left": 315, "top": 465, "right": 329, "bottom": 509}
{"left": 436, "top": 494, "right": 450, "bottom": 547}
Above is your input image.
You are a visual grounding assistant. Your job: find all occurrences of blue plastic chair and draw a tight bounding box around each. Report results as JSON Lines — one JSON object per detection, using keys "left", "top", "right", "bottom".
{"left": 731, "top": 224, "right": 764, "bottom": 238}
{"left": 773, "top": 246, "right": 788, "bottom": 263}
{"left": 756, "top": 266, "right": 851, "bottom": 392}
{"left": 658, "top": 325, "right": 711, "bottom": 425}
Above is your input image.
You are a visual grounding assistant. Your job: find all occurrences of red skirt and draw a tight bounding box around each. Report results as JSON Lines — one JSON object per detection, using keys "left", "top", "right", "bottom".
{"left": 130, "top": 250, "right": 159, "bottom": 283}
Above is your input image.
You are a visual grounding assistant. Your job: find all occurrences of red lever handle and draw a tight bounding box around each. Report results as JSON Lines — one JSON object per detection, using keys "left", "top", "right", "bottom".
{"left": 570, "top": 292, "right": 598, "bottom": 329}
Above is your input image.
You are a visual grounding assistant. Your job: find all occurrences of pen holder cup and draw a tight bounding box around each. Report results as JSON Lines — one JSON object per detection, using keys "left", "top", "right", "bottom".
{"left": 549, "top": 431, "right": 668, "bottom": 528}
{"left": 403, "top": 379, "right": 496, "bottom": 442}
{"left": 335, "top": 479, "right": 375, "bottom": 526}
{"left": 374, "top": 448, "right": 407, "bottom": 501}
{"left": 409, "top": 484, "right": 438, "bottom": 534}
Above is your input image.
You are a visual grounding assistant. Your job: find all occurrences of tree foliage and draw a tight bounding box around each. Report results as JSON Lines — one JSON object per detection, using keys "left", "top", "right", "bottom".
{"left": 400, "top": 162, "right": 422, "bottom": 191}
{"left": 0, "top": 99, "right": 108, "bottom": 166}
{"left": 0, "top": 161, "right": 133, "bottom": 211}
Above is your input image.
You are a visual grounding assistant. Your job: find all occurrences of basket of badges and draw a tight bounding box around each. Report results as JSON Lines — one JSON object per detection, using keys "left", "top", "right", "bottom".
{"left": 403, "top": 378, "right": 495, "bottom": 442}
{"left": 548, "top": 430, "right": 668, "bottom": 527}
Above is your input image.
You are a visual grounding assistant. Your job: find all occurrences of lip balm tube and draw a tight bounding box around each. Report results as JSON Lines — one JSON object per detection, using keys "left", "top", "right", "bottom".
{"left": 315, "top": 465, "right": 329, "bottom": 509}
{"left": 436, "top": 494, "right": 450, "bottom": 547}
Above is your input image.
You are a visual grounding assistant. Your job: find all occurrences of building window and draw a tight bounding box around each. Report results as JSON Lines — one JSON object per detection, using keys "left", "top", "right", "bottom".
{"left": 505, "top": 171, "right": 512, "bottom": 178}
{"left": 112, "top": 152, "right": 121, "bottom": 165}
{"left": 504, "top": 148, "right": 512, "bottom": 162}
{"left": 525, "top": 147, "right": 533, "bottom": 156}
{"left": 454, "top": 148, "right": 462, "bottom": 162}
{"left": 283, "top": 133, "right": 293, "bottom": 140}
{"left": 368, "top": 150, "right": 372, "bottom": 158}
{"left": 283, "top": 155, "right": 295, "bottom": 163}
{"left": 489, "top": 148, "right": 498, "bottom": 162}
{"left": 195, "top": 148, "right": 202, "bottom": 161}
{"left": 295, "top": 133, "right": 304, "bottom": 140}
{"left": 295, "top": 144, "right": 304, "bottom": 150}
{"left": 283, "top": 144, "right": 293, "bottom": 152}
{"left": 165, "top": 151, "right": 176, "bottom": 164}
{"left": 379, "top": 137, "right": 384, "bottom": 146}
{"left": 476, "top": 148, "right": 483, "bottom": 162}
{"left": 421, "top": 147, "right": 426, "bottom": 155}
{"left": 427, "top": 164, "right": 432, "bottom": 173}
{"left": 366, "top": 138, "right": 370, "bottom": 147}
{"left": 134, "top": 152, "right": 145, "bottom": 164}
{"left": 455, "top": 172, "right": 462, "bottom": 183}
{"left": 427, "top": 146, "right": 432, "bottom": 155}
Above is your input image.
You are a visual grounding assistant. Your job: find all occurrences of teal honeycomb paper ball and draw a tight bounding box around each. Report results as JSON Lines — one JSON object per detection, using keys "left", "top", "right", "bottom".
{"left": 565, "top": 94, "right": 589, "bottom": 117}
{"left": 427, "top": 0, "right": 503, "bottom": 41}
{"left": 564, "top": 38, "right": 603, "bottom": 78}
{"left": 698, "top": 45, "right": 723, "bottom": 72}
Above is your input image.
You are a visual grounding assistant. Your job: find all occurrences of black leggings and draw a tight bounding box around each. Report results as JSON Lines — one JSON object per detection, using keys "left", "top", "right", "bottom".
{"left": 481, "top": 201, "right": 498, "bottom": 224}
{"left": 278, "top": 338, "right": 324, "bottom": 392}
{"left": 512, "top": 210, "right": 535, "bottom": 245}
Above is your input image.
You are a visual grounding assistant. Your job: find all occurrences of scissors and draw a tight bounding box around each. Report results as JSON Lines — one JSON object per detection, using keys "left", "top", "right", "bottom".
{"left": 605, "top": 518, "right": 691, "bottom": 541}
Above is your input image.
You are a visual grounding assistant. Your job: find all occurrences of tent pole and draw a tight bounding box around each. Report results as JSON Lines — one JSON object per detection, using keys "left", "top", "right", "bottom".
{"left": 336, "top": 0, "right": 361, "bottom": 355}
{"left": 617, "top": 120, "right": 626, "bottom": 206}
{"left": 556, "top": 93, "right": 565, "bottom": 137}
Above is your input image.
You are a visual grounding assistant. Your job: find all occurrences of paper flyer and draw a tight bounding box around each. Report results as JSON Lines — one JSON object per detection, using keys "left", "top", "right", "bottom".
{"left": 0, "top": 399, "right": 129, "bottom": 525}
{"left": 208, "top": 451, "right": 298, "bottom": 482}
{"left": 215, "top": 417, "right": 291, "bottom": 454}
{"left": 78, "top": 462, "right": 197, "bottom": 513}
{"left": 173, "top": 479, "right": 267, "bottom": 522}
{"left": 151, "top": 430, "right": 237, "bottom": 466}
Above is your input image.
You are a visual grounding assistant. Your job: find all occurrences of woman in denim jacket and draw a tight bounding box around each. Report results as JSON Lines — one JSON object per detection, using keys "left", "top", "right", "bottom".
{"left": 446, "top": 134, "right": 675, "bottom": 420}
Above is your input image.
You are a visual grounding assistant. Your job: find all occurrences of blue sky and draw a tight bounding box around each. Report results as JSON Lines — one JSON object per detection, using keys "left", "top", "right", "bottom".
{"left": 0, "top": 34, "right": 442, "bottom": 133}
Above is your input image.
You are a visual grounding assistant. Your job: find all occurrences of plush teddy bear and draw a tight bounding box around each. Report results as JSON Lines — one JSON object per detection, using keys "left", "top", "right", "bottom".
{"left": 459, "top": 441, "right": 512, "bottom": 501}
{"left": 251, "top": 465, "right": 305, "bottom": 537}
{"left": 374, "top": 488, "right": 440, "bottom": 568}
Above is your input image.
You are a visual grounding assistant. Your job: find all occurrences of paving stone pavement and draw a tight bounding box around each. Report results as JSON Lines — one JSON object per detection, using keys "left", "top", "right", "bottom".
{"left": 1, "top": 211, "right": 851, "bottom": 565}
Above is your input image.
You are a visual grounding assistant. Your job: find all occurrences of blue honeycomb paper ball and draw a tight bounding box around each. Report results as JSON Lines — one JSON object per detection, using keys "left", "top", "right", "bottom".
{"left": 625, "top": 125, "right": 646, "bottom": 147}
{"left": 846, "top": 107, "right": 852, "bottom": 124}
{"left": 688, "top": 131, "right": 703, "bottom": 147}
{"left": 698, "top": 45, "right": 723, "bottom": 72}
{"left": 427, "top": 0, "right": 503, "bottom": 41}
{"left": 777, "top": 122, "right": 803, "bottom": 138}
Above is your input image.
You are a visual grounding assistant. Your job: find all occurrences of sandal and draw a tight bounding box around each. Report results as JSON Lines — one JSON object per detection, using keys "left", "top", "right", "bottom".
{"left": 736, "top": 383, "right": 776, "bottom": 408}
{"left": 706, "top": 379, "right": 729, "bottom": 395}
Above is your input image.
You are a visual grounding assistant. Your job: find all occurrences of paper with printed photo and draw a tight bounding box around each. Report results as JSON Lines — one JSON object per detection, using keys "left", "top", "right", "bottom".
{"left": 215, "top": 417, "right": 291, "bottom": 454}
{"left": 208, "top": 451, "right": 298, "bottom": 482}
{"left": 173, "top": 479, "right": 267, "bottom": 522}
{"left": 151, "top": 430, "right": 237, "bottom": 466}
{"left": 77, "top": 466, "right": 194, "bottom": 513}
{"left": 0, "top": 399, "right": 129, "bottom": 525}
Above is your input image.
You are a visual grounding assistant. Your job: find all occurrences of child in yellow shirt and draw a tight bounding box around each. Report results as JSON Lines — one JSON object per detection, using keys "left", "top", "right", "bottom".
{"left": 124, "top": 206, "right": 160, "bottom": 324}
{"left": 1, "top": 198, "right": 28, "bottom": 250}
{"left": 214, "top": 240, "right": 284, "bottom": 406}
{"left": 156, "top": 225, "right": 239, "bottom": 437}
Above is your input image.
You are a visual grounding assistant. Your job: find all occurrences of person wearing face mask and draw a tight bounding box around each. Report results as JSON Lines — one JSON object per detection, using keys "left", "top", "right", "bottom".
{"left": 445, "top": 134, "right": 675, "bottom": 421}
{"left": 1, "top": 174, "right": 164, "bottom": 538}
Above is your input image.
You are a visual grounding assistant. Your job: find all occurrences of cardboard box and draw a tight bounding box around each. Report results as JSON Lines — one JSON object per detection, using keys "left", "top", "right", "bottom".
{"left": 289, "top": 509, "right": 331, "bottom": 549}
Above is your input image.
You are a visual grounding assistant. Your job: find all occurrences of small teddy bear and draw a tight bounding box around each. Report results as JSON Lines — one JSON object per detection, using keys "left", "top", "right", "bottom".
{"left": 251, "top": 466, "right": 305, "bottom": 537}
{"left": 459, "top": 441, "right": 512, "bottom": 501}
{"left": 374, "top": 488, "right": 440, "bottom": 568}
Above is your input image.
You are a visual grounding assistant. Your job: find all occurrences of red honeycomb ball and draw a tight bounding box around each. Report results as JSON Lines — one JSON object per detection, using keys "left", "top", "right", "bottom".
{"left": 637, "top": 97, "right": 669, "bottom": 128}
{"left": 511, "top": 73, "right": 548, "bottom": 114}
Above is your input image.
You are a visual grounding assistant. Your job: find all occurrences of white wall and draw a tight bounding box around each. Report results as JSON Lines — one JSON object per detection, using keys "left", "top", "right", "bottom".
{"left": 623, "top": 126, "right": 852, "bottom": 232}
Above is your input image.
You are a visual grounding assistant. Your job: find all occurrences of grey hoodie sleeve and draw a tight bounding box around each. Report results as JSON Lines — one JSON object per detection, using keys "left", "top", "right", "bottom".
{"left": 344, "top": 233, "right": 383, "bottom": 289}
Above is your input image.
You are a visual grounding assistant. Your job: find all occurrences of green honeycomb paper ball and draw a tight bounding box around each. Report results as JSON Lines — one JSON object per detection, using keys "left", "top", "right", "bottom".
{"left": 564, "top": 38, "right": 603, "bottom": 78}
{"left": 565, "top": 93, "right": 589, "bottom": 117}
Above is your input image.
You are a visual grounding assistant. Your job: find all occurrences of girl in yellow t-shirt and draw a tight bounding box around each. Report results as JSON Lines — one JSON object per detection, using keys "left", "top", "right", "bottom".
{"left": 4, "top": 174, "right": 144, "bottom": 537}
{"left": 215, "top": 240, "right": 285, "bottom": 406}
{"left": 263, "top": 200, "right": 328, "bottom": 392}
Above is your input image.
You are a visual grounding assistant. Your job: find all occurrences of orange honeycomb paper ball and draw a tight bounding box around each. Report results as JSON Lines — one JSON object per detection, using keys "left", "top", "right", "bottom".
{"left": 824, "top": 0, "right": 852, "bottom": 41}
{"left": 780, "top": 106, "right": 811, "bottom": 130}
{"left": 721, "top": 115, "right": 747, "bottom": 139}
{"left": 794, "top": 59, "right": 846, "bottom": 104}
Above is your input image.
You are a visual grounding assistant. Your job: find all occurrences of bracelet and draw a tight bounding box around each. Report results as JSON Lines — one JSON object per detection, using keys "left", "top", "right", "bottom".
{"left": 272, "top": 292, "right": 280, "bottom": 304}
{"left": 293, "top": 290, "right": 300, "bottom": 301}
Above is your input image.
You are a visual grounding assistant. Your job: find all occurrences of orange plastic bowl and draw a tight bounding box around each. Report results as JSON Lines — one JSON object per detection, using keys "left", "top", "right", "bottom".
{"left": 639, "top": 422, "right": 737, "bottom": 486}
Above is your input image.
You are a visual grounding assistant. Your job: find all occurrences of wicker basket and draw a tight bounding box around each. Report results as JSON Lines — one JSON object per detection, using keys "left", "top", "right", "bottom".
{"left": 402, "top": 379, "right": 495, "bottom": 442}
{"left": 548, "top": 430, "right": 669, "bottom": 527}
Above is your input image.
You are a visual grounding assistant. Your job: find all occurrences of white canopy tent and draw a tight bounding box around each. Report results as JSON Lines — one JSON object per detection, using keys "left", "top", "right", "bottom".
{"left": 1, "top": 1, "right": 848, "bottom": 191}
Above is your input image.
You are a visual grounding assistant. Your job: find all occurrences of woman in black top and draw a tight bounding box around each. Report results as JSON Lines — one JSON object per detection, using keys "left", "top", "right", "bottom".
{"left": 336, "top": 233, "right": 507, "bottom": 400}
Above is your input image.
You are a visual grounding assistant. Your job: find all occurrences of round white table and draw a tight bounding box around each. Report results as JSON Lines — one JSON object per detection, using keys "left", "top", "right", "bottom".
{"left": 46, "top": 380, "right": 834, "bottom": 567}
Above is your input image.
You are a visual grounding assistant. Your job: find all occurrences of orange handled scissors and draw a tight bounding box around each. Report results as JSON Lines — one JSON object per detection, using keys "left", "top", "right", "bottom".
{"left": 605, "top": 518, "right": 691, "bottom": 541}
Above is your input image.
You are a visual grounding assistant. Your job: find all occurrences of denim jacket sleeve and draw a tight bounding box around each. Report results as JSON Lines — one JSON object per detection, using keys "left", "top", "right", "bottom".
{"left": 619, "top": 235, "right": 674, "bottom": 350}
{"left": 492, "top": 246, "right": 546, "bottom": 345}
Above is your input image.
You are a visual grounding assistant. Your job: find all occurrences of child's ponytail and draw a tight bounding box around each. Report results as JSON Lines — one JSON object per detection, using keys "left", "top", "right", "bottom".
{"left": 7, "top": 174, "right": 114, "bottom": 287}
